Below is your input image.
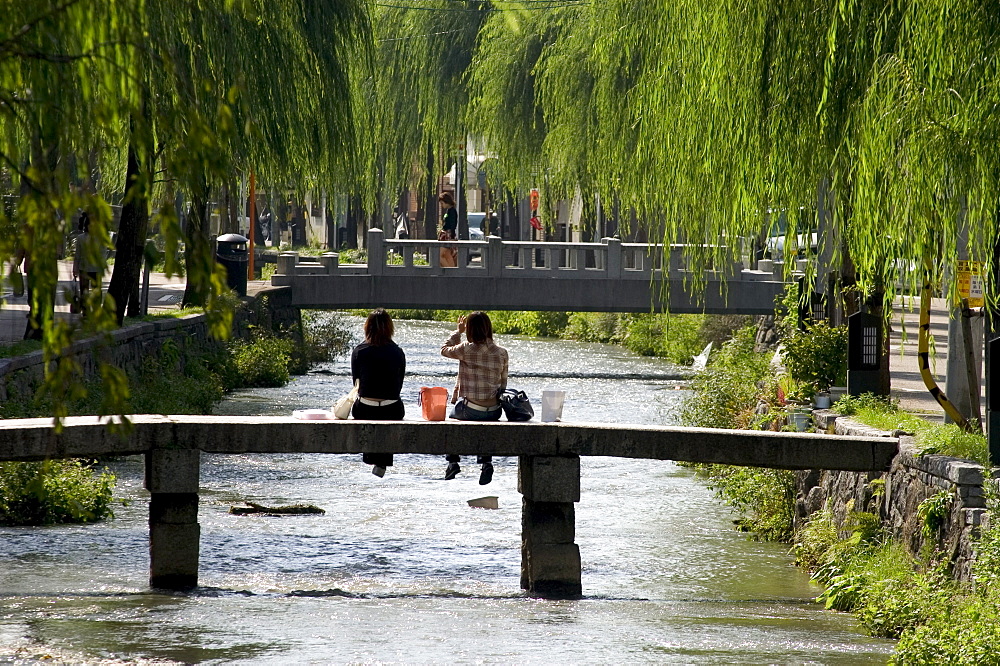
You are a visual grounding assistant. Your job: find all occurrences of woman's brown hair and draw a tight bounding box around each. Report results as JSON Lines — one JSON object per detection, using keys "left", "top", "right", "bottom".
{"left": 364, "top": 308, "right": 394, "bottom": 346}
{"left": 465, "top": 311, "right": 493, "bottom": 344}
{"left": 438, "top": 191, "right": 455, "bottom": 207}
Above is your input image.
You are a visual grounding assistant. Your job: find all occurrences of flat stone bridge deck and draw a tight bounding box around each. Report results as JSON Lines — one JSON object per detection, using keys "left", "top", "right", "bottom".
{"left": 1, "top": 416, "right": 898, "bottom": 597}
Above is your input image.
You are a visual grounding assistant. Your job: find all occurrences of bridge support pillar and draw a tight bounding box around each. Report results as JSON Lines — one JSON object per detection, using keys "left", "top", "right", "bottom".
{"left": 518, "top": 455, "right": 581, "bottom": 598}
{"left": 145, "top": 447, "right": 200, "bottom": 590}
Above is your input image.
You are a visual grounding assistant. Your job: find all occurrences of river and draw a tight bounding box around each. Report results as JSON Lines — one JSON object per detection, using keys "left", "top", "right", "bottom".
{"left": 0, "top": 316, "right": 894, "bottom": 663}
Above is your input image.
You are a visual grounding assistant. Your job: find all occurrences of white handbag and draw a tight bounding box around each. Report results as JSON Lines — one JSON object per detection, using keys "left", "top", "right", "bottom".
{"left": 333, "top": 380, "right": 359, "bottom": 419}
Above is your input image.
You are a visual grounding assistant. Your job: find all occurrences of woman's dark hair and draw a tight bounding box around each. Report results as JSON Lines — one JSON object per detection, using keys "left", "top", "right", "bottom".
{"left": 438, "top": 191, "right": 455, "bottom": 207}
{"left": 364, "top": 308, "right": 394, "bottom": 346}
{"left": 465, "top": 311, "right": 493, "bottom": 344}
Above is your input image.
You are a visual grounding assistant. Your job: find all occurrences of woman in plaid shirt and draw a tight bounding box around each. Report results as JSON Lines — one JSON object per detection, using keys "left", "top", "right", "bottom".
{"left": 441, "top": 311, "right": 508, "bottom": 485}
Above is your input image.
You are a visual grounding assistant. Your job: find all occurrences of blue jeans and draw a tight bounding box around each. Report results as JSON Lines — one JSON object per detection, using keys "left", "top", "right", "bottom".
{"left": 447, "top": 399, "right": 500, "bottom": 464}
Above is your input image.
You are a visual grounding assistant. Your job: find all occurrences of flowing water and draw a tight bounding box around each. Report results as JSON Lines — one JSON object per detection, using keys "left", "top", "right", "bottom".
{"left": 0, "top": 317, "right": 894, "bottom": 663}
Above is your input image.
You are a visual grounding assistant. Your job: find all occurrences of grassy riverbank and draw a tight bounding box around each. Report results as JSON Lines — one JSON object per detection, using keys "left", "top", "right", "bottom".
{"left": 682, "top": 321, "right": 999, "bottom": 662}
{"left": 369, "top": 309, "right": 749, "bottom": 365}
{"left": 0, "top": 309, "right": 352, "bottom": 527}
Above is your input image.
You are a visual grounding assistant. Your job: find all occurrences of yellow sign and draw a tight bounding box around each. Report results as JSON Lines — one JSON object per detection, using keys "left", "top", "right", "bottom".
{"left": 957, "top": 260, "right": 984, "bottom": 308}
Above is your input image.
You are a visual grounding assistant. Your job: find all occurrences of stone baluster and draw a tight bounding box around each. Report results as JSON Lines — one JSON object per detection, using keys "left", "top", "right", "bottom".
{"left": 519, "top": 455, "right": 582, "bottom": 598}
{"left": 146, "top": 446, "right": 200, "bottom": 590}
{"left": 487, "top": 236, "right": 503, "bottom": 277}
{"left": 320, "top": 252, "right": 339, "bottom": 274}
{"left": 429, "top": 241, "right": 441, "bottom": 268}
{"left": 669, "top": 246, "right": 683, "bottom": 273}
{"left": 604, "top": 238, "right": 622, "bottom": 279}
{"left": 367, "top": 228, "right": 385, "bottom": 276}
{"left": 276, "top": 251, "right": 299, "bottom": 275}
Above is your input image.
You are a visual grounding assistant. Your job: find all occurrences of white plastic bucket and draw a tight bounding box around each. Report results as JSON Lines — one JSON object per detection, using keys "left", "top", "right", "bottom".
{"left": 541, "top": 390, "right": 566, "bottom": 422}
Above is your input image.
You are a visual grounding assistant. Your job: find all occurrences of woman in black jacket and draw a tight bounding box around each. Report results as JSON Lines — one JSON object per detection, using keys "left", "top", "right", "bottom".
{"left": 351, "top": 309, "right": 406, "bottom": 476}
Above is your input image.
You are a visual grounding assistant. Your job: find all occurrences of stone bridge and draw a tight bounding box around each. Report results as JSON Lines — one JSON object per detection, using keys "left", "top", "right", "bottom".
{"left": 269, "top": 229, "right": 792, "bottom": 314}
{"left": 1, "top": 416, "right": 897, "bottom": 597}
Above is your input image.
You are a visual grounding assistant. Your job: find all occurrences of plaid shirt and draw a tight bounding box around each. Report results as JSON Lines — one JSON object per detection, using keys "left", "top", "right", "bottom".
{"left": 441, "top": 331, "right": 508, "bottom": 404}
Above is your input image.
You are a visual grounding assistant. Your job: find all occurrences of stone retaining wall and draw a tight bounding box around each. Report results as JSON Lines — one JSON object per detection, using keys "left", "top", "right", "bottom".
{"left": 797, "top": 410, "right": 994, "bottom": 580}
{"left": 0, "top": 314, "right": 219, "bottom": 405}
{"left": 0, "top": 290, "right": 293, "bottom": 407}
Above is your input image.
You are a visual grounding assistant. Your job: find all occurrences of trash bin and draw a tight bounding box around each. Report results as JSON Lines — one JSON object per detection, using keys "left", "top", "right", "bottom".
{"left": 216, "top": 233, "right": 248, "bottom": 296}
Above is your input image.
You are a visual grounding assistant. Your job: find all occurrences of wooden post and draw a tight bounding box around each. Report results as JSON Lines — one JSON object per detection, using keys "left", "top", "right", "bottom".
{"left": 146, "top": 447, "right": 200, "bottom": 590}
{"left": 518, "top": 455, "right": 582, "bottom": 598}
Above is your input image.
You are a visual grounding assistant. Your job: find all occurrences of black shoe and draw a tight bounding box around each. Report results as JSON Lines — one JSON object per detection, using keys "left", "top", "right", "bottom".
{"left": 445, "top": 462, "right": 461, "bottom": 480}
{"left": 372, "top": 465, "right": 386, "bottom": 478}
{"left": 479, "top": 462, "right": 494, "bottom": 486}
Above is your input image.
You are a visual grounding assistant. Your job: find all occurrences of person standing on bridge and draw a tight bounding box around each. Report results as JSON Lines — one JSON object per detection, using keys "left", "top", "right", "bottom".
{"left": 438, "top": 192, "right": 458, "bottom": 267}
{"left": 441, "top": 311, "right": 508, "bottom": 485}
{"left": 351, "top": 309, "right": 406, "bottom": 477}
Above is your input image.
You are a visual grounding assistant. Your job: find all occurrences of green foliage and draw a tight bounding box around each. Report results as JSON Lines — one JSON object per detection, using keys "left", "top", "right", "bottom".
{"left": 890, "top": 519, "right": 1000, "bottom": 662}
{"left": 563, "top": 312, "right": 622, "bottom": 343}
{"left": 794, "top": 504, "right": 944, "bottom": 640}
{"left": 696, "top": 464, "right": 796, "bottom": 541}
{"left": 0, "top": 339, "right": 230, "bottom": 419}
{"left": 228, "top": 332, "right": 294, "bottom": 388}
{"left": 339, "top": 248, "right": 368, "bottom": 264}
{"left": 301, "top": 311, "right": 354, "bottom": 364}
{"left": 781, "top": 321, "right": 848, "bottom": 391}
{"left": 833, "top": 393, "right": 989, "bottom": 465}
{"left": 917, "top": 491, "right": 952, "bottom": 539}
{"left": 489, "top": 311, "right": 569, "bottom": 338}
{"left": 0, "top": 460, "right": 116, "bottom": 526}
{"left": 892, "top": 590, "right": 1000, "bottom": 665}
{"left": 0, "top": 340, "right": 44, "bottom": 359}
{"left": 680, "top": 325, "right": 777, "bottom": 429}
{"left": 368, "top": 309, "right": 736, "bottom": 366}
{"left": 615, "top": 314, "right": 704, "bottom": 363}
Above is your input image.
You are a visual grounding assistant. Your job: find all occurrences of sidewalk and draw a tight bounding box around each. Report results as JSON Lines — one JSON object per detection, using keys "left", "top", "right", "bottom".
{"left": 0, "top": 267, "right": 974, "bottom": 418}
{"left": 888, "top": 296, "right": 956, "bottom": 417}
{"left": 0, "top": 260, "right": 267, "bottom": 344}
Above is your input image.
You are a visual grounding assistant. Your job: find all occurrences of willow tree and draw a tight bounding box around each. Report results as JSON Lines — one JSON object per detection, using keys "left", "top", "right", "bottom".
{"left": 0, "top": 0, "right": 368, "bottom": 419}
{"left": 463, "top": 0, "right": 1000, "bottom": 315}
{"left": 100, "top": 0, "right": 366, "bottom": 313}
{"left": 349, "top": 0, "right": 491, "bottom": 232}
{"left": 0, "top": 0, "right": 130, "bottom": 420}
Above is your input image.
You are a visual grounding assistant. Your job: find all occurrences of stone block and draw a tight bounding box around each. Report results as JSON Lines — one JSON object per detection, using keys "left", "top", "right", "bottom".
{"left": 149, "top": 522, "right": 200, "bottom": 589}
{"left": 522, "top": 500, "right": 575, "bottom": 544}
{"left": 947, "top": 462, "right": 984, "bottom": 486}
{"left": 965, "top": 509, "right": 987, "bottom": 526}
{"left": 518, "top": 455, "right": 580, "bottom": 503}
{"left": 149, "top": 493, "right": 199, "bottom": 524}
{"left": 145, "top": 448, "right": 200, "bottom": 493}
{"left": 525, "top": 543, "right": 581, "bottom": 597}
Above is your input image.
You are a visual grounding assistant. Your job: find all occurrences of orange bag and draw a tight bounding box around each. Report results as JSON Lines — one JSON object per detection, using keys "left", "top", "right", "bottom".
{"left": 419, "top": 386, "right": 449, "bottom": 421}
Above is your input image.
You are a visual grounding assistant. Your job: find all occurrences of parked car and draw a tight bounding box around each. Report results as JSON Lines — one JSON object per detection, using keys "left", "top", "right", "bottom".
{"left": 758, "top": 208, "right": 818, "bottom": 263}
{"left": 467, "top": 212, "right": 486, "bottom": 241}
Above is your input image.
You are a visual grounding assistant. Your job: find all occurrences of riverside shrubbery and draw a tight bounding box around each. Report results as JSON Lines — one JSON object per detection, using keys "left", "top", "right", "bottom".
{"left": 679, "top": 315, "right": 1000, "bottom": 662}
{"left": 375, "top": 309, "right": 745, "bottom": 366}
{"left": 0, "top": 459, "right": 115, "bottom": 526}
{"left": 0, "top": 311, "right": 353, "bottom": 527}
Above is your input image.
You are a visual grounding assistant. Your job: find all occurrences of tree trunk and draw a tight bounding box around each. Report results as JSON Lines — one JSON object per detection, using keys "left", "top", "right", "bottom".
{"left": 182, "top": 186, "right": 212, "bottom": 308}
{"left": 424, "top": 140, "right": 437, "bottom": 240}
{"left": 107, "top": 136, "right": 149, "bottom": 324}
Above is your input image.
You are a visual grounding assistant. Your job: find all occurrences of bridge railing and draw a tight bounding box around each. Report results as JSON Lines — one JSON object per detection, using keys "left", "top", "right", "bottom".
{"left": 272, "top": 228, "right": 797, "bottom": 285}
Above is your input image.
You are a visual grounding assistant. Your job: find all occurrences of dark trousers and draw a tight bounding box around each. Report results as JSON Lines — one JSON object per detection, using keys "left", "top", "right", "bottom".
{"left": 447, "top": 399, "right": 500, "bottom": 465}
{"left": 352, "top": 399, "right": 404, "bottom": 468}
